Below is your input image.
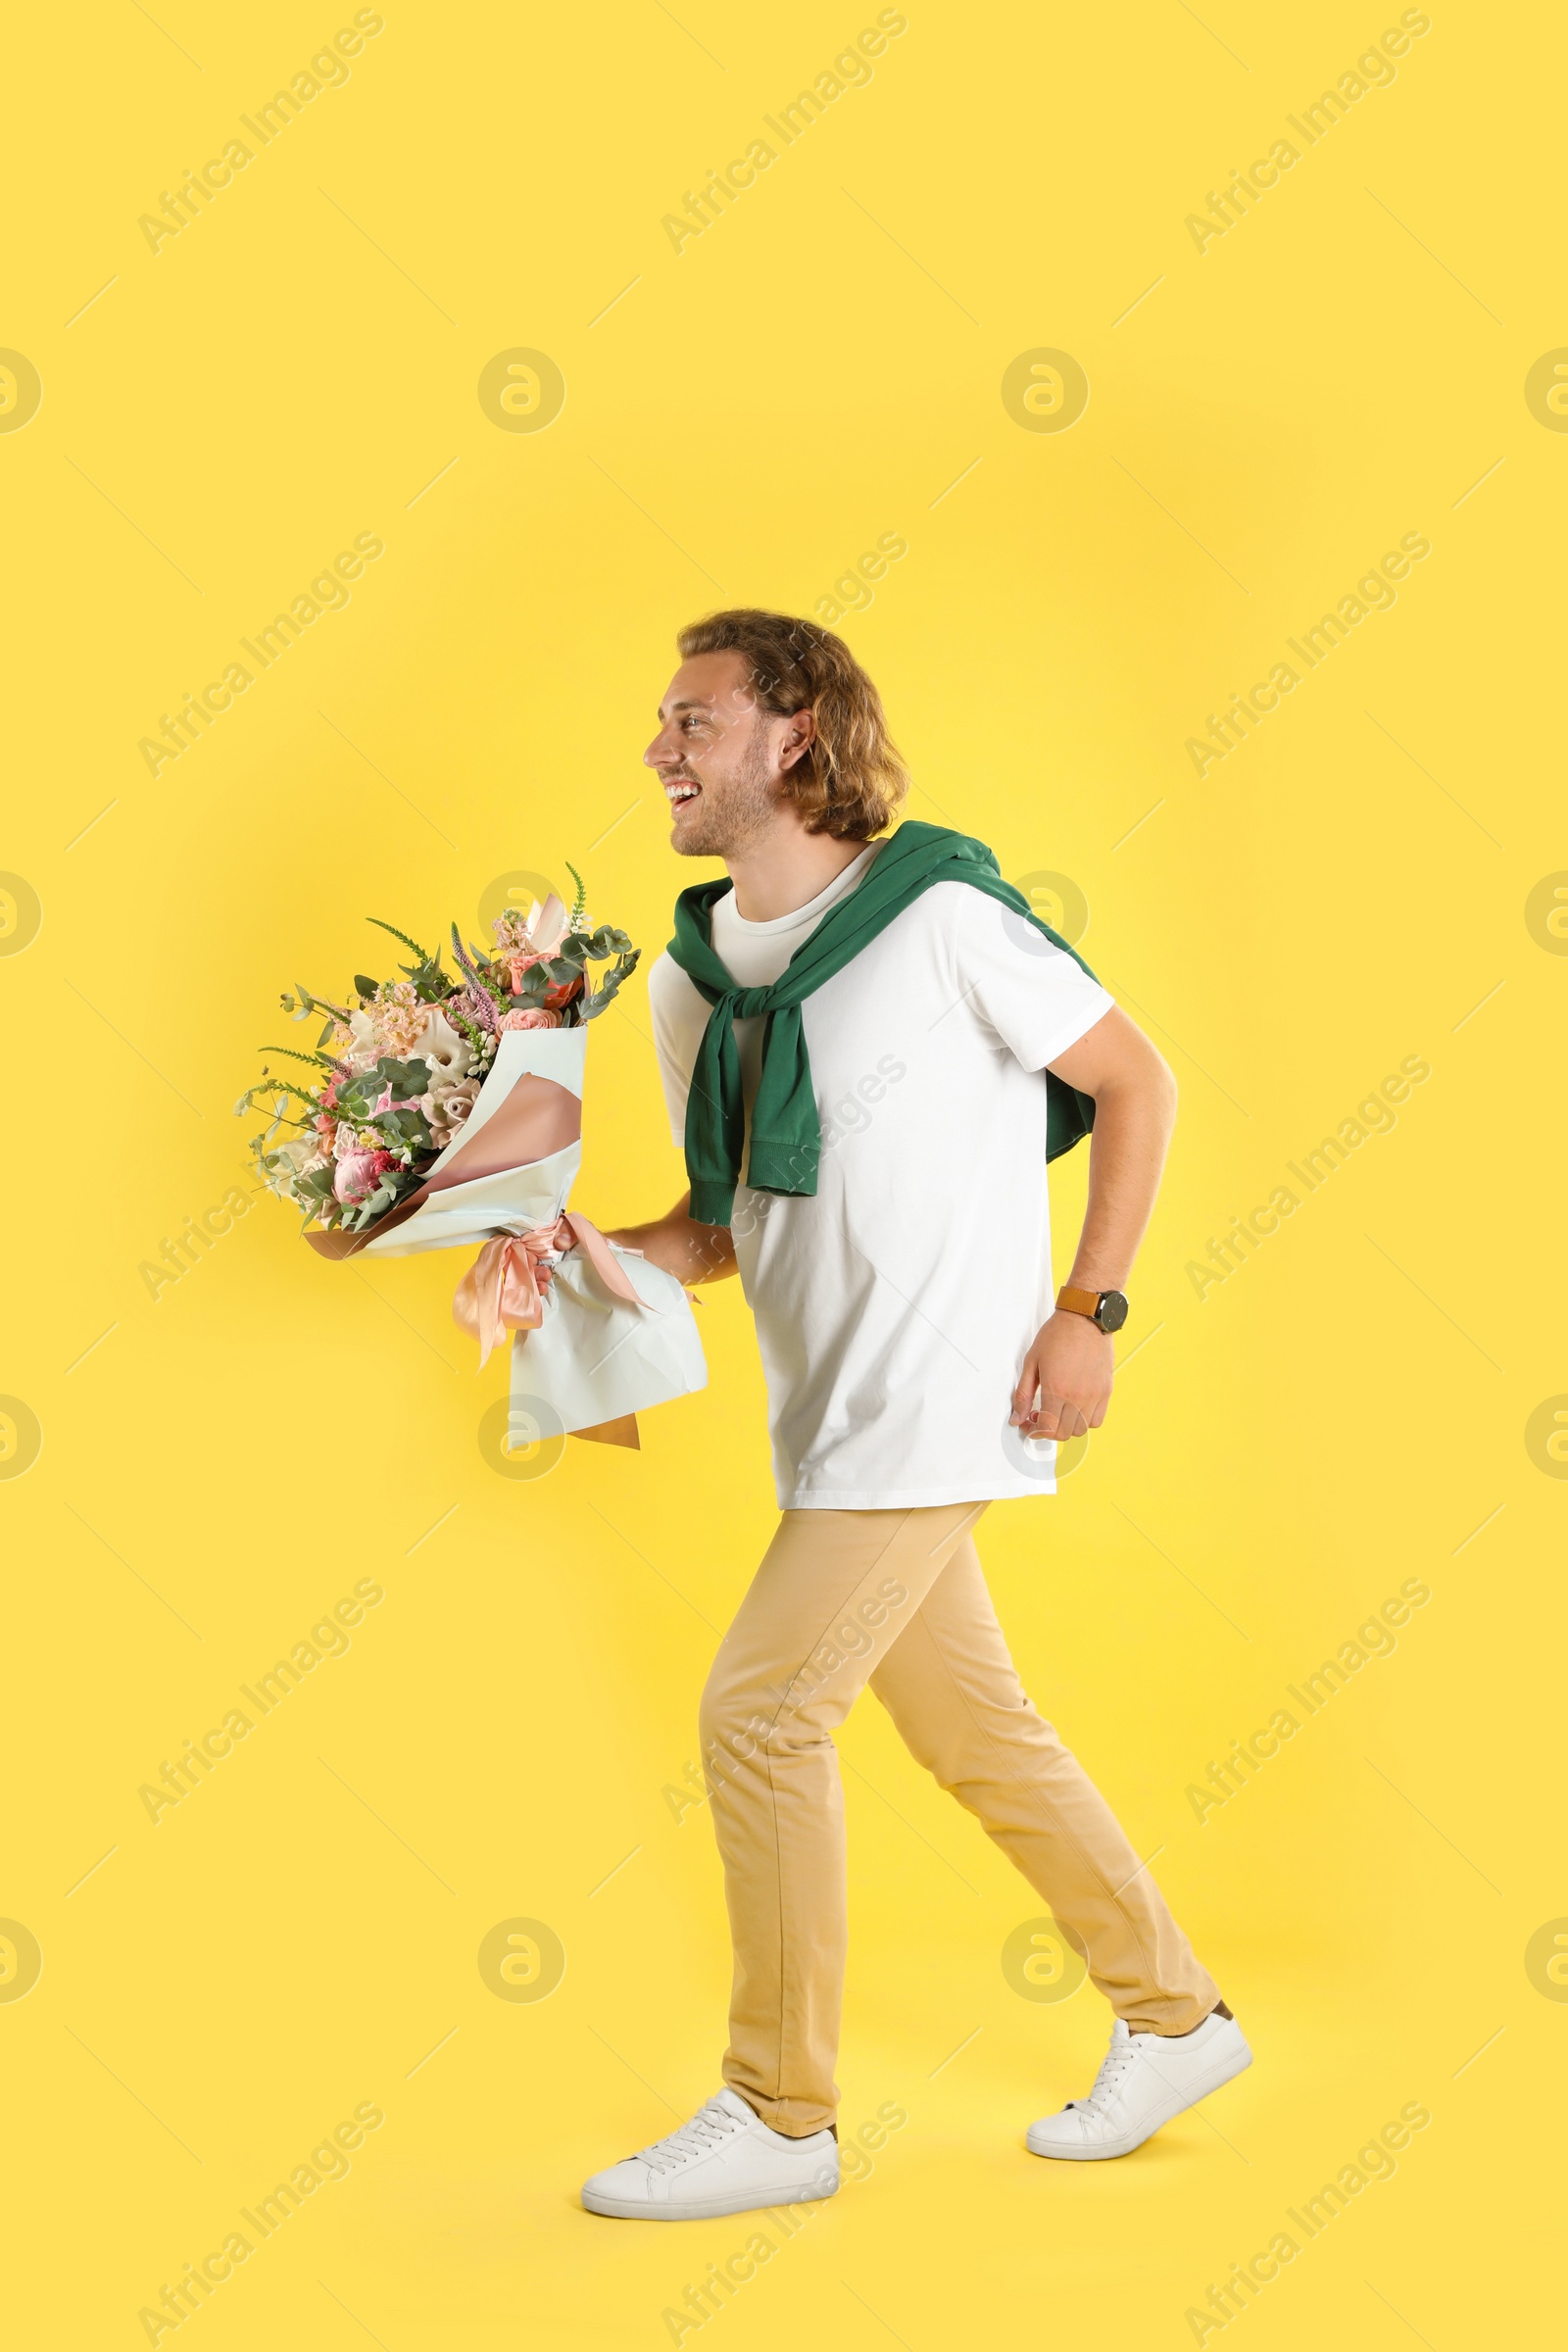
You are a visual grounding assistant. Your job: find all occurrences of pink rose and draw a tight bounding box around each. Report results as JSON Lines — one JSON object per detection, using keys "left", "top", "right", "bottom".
{"left": 498, "top": 1007, "right": 562, "bottom": 1030}
{"left": 333, "top": 1148, "right": 394, "bottom": 1203}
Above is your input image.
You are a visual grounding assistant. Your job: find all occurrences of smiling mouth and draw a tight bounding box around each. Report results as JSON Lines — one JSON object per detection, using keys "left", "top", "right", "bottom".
{"left": 665, "top": 779, "right": 701, "bottom": 809}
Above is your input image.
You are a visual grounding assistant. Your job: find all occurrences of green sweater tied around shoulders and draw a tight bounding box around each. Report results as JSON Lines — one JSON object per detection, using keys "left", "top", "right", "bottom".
{"left": 664, "top": 820, "right": 1101, "bottom": 1226}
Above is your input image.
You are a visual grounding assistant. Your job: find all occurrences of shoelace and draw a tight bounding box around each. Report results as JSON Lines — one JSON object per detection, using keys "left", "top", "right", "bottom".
{"left": 635, "top": 2097, "right": 747, "bottom": 2176}
{"left": 1071, "top": 2030, "right": 1141, "bottom": 2122}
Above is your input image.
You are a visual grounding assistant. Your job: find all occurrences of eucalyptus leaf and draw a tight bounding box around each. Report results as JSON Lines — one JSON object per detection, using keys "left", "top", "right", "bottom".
{"left": 508, "top": 965, "right": 552, "bottom": 1006}
{"left": 373, "top": 1104, "right": 432, "bottom": 1152}
{"left": 583, "top": 948, "right": 639, "bottom": 1019}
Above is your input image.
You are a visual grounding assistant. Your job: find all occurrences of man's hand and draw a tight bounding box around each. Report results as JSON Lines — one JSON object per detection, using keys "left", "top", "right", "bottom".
{"left": 1010, "top": 1310, "right": 1114, "bottom": 1441}
{"left": 602, "top": 1192, "right": 737, "bottom": 1287}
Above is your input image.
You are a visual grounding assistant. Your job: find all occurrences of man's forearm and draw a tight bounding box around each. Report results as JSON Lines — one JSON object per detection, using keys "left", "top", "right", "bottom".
{"left": 607, "top": 1193, "right": 738, "bottom": 1285}
{"left": 1061, "top": 1061, "right": 1177, "bottom": 1294}
{"left": 1013, "top": 1022, "right": 1176, "bottom": 1438}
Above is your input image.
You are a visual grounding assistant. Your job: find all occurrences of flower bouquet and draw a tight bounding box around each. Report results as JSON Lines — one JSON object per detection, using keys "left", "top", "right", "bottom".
{"left": 236, "top": 871, "right": 705, "bottom": 1447}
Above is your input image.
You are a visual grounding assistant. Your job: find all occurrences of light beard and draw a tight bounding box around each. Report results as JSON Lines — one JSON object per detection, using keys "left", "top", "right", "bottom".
{"left": 671, "top": 728, "right": 779, "bottom": 858}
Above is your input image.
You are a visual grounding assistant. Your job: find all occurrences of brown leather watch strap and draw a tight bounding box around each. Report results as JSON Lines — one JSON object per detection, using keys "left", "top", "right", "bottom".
{"left": 1055, "top": 1285, "right": 1102, "bottom": 1320}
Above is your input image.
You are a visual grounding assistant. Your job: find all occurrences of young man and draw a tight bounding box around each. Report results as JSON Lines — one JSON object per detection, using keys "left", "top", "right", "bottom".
{"left": 580, "top": 611, "right": 1249, "bottom": 2222}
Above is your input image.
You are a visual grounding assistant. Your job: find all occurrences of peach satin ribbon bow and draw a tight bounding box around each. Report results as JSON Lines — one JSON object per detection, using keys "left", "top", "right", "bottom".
{"left": 452, "top": 1214, "right": 648, "bottom": 1367}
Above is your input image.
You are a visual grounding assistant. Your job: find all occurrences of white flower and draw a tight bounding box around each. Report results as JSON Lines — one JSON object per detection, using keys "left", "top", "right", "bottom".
{"left": 271, "top": 1136, "right": 320, "bottom": 1173}
{"left": 415, "top": 1007, "right": 474, "bottom": 1080}
{"left": 342, "top": 1008, "right": 384, "bottom": 1071}
{"left": 263, "top": 1135, "right": 327, "bottom": 1203}
{"left": 332, "top": 1122, "right": 382, "bottom": 1161}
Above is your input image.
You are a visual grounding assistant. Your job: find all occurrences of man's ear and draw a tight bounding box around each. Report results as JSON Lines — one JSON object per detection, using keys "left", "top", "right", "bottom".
{"left": 777, "top": 708, "right": 816, "bottom": 773}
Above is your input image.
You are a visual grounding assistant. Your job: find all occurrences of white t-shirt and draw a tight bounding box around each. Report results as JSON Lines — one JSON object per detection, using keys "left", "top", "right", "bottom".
{"left": 648, "top": 850, "right": 1115, "bottom": 1509}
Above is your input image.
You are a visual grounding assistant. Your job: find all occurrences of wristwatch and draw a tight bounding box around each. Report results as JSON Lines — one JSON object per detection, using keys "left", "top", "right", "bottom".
{"left": 1056, "top": 1285, "right": 1129, "bottom": 1334}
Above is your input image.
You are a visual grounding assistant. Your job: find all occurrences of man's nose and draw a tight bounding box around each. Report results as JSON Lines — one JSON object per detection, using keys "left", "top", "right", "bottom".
{"left": 644, "top": 729, "right": 677, "bottom": 769}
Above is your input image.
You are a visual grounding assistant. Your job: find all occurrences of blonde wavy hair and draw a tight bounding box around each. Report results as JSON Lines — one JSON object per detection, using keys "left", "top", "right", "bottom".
{"left": 676, "top": 608, "right": 910, "bottom": 841}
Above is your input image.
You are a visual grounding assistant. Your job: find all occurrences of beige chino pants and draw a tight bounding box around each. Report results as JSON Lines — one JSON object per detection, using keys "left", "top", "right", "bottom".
{"left": 699, "top": 1502, "right": 1220, "bottom": 2136}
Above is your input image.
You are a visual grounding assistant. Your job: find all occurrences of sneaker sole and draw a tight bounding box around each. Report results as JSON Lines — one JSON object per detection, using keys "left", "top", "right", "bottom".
{"left": 1026, "top": 2039, "right": 1253, "bottom": 2162}
{"left": 582, "top": 2180, "right": 838, "bottom": 2221}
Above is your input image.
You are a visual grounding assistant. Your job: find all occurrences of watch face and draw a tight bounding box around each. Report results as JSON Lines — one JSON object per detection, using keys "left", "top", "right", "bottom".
{"left": 1097, "top": 1291, "right": 1129, "bottom": 1333}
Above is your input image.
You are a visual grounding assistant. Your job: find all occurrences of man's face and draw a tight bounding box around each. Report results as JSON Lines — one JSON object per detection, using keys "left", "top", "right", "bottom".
{"left": 644, "top": 650, "right": 804, "bottom": 858}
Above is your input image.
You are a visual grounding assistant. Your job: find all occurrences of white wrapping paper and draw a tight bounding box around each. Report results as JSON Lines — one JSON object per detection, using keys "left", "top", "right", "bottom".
{"left": 356, "top": 1028, "right": 706, "bottom": 1439}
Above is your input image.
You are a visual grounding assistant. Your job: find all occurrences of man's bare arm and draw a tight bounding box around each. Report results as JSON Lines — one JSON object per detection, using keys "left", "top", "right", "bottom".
{"left": 606, "top": 1192, "right": 738, "bottom": 1286}
{"left": 1010, "top": 1006, "right": 1177, "bottom": 1440}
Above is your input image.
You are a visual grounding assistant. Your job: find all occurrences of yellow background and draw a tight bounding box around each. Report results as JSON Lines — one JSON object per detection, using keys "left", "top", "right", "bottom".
{"left": 4, "top": 1, "right": 1562, "bottom": 2343}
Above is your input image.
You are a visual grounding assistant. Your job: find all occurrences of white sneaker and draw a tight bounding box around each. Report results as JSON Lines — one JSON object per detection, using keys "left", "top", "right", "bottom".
{"left": 1027, "top": 2012, "right": 1252, "bottom": 2160}
{"left": 581, "top": 2087, "right": 839, "bottom": 2220}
